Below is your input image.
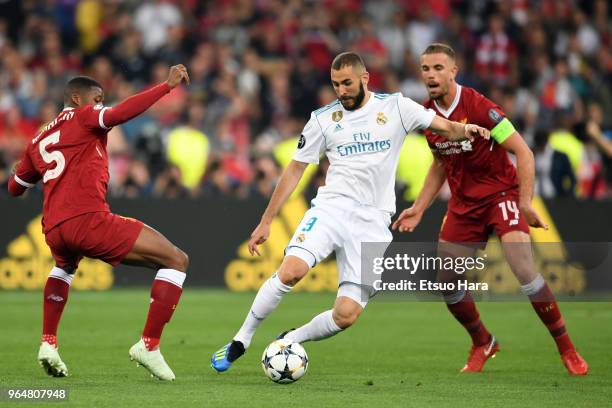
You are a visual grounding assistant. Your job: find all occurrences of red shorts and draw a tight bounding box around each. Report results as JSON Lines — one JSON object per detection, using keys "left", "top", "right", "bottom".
{"left": 45, "top": 211, "right": 144, "bottom": 269}
{"left": 440, "top": 191, "right": 529, "bottom": 245}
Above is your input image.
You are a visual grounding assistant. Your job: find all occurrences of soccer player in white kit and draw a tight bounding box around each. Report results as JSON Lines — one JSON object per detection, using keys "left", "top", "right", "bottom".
{"left": 211, "top": 52, "right": 490, "bottom": 372}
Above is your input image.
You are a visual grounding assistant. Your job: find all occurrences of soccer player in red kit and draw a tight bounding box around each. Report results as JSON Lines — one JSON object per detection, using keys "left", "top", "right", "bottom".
{"left": 392, "top": 44, "right": 588, "bottom": 375}
{"left": 8, "top": 65, "right": 191, "bottom": 381}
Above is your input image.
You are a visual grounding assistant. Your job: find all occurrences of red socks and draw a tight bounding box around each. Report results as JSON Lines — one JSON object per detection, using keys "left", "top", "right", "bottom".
{"left": 41, "top": 268, "right": 73, "bottom": 348}
{"left": 445, "top": 277, "right": 575, "bottom": 354}
{"left": 445, "top": 290, "right": 491, "bottom": 346}
{"left": 41, "top": 267, "right": 186, "bottom": 352}
{"left": 142, "top": 269, "right": 186, "bottom": 351}
{"left": 524, "top": 278, "right": 574, "bottom": 354}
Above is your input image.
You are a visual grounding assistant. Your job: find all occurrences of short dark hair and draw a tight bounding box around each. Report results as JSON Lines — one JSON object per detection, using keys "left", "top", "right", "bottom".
{"left": 422, "top": 43, "right": 456, "bottom": 60}
{"left": 63, "top": 76, "right": 102, "bottom": 105}
{"left": 331, "top": 52, "right": 366, "bottom": 72}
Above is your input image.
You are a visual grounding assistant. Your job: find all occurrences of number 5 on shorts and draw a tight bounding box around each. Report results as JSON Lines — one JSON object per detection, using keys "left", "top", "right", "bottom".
{"left": 498, "top": 200, "right": 519, "bottom": 226}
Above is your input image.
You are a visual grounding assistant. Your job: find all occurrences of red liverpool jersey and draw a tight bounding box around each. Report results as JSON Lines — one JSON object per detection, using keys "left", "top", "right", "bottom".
{"left": 10, "top": 82, "right": 171, "bottom": 233}
{"left": 13, "top": 105, "right": 112, "bottom": 232}
{"left": 423, "top": 85, "right": 518, "bottom": 214}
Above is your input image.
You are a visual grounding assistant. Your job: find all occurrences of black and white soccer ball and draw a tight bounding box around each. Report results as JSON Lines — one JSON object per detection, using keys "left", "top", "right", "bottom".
{"left": 261, "top": 339, "right": 308, "bottom": 384}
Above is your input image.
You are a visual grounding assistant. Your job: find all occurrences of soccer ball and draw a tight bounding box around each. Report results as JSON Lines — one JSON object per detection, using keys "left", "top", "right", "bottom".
{"left": 261, "top": 339, "right": 308, "bottom": 384}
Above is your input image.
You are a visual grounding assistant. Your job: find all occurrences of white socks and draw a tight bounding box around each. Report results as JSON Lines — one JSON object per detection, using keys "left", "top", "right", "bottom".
{"left": 520, "top": 273, "right": 545, "bottom": 296}
{"left": 49, "top": 266, "right": 74, "bottom": 285}
{"left": 285, "top": 310, "right": 342, "bottom": 343}
{"left": 155, "top": 268, "right": 186, "bottom": 288}
{"left": 234, "top": 273, "right": 292, "bottom": 348}
{"left": 443, "top": 288, "right": 466, "bottom": 305}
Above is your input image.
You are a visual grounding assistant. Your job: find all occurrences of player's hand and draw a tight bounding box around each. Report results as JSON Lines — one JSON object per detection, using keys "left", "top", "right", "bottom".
{"left": 391, "top": 206, "right": 424, "bottom": 233}
{"left": 248, "top": 222, "right": 271, "bottom": 256}
{"left": 167, "top": 64, "right": 190, "bottom": 88}
{"left": 520, "top": 205, "right": 548, "bottom": 230}
{"left": 586, "top": 120, "right": 603, "bottom": 139}
{"left": 465, "top": 124, "right": 490, "bottom": 141}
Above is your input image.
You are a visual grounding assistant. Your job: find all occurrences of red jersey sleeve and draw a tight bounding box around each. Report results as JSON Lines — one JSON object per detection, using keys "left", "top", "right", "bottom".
{"left": 77, "top": 104, "right": 109, "bottom": 133}
{"left": 472, "top": 93, "right": 506, "bottom": 130}
{"left": 78, "top": 82, "right": 171, "bottom": 132}
{"left": 472, "top": 92, "right": 517, "bottom": 144}
{"left": 8, "top": 148, "right": 41, "bottom": 196}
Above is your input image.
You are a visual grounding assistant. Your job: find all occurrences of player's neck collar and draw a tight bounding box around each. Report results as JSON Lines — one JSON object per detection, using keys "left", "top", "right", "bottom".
{"left": 434, "top": 84, "right": 462, "bottom": 118}
{"left": 62, "top": 107, "right": 74, "bottom": 111}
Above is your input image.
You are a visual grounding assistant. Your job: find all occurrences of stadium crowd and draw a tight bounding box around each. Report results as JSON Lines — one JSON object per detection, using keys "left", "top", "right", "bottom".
{"left": 0, "top": 0, "right": 610, "bottom": 200}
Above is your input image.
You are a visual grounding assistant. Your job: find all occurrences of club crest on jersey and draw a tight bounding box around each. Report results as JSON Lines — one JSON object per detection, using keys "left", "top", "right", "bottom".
{"left": 297, "top": 135, "right": 306, "bottom": 149}
{"left": 332, "top": 111, "right": 343, "bottom": 122}
{"left": 376, "top": 112, "right": 387, "bottom": 125}
{"left": 296, "top": 233, "right": 306, "bottom": 243}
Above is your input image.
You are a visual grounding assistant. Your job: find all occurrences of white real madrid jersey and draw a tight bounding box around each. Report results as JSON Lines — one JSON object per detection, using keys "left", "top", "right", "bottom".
{"left": 293, "top": 92, "right": 436, "bottom": 214}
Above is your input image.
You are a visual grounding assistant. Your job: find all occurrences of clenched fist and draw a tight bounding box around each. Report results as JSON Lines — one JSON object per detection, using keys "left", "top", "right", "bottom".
{"left": 167, "top": 64, "right": 190, "bottom": 89}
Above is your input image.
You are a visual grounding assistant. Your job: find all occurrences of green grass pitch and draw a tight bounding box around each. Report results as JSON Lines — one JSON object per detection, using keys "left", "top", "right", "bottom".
{"left": 1, "top": 289, "right": 611, "bottom": 407}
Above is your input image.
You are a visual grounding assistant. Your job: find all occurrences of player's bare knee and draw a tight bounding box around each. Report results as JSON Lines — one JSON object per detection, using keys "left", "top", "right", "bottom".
{"left": 178, "top": 249, "right": 189, "bottom": 272}
{"left": 169, "top": 247, "right": 189, "bottom": 272}
{"left": 510, "top": 264, "right": 537, "bottom": 285}
{"left": 332, "top": 297, "right": 363, "bottom": 329}
{"left": 332, "top": 304, "right": 362, "bottom": 329}
{"left": 277, "top": 267, "right": 304, "bottom": 286}
{"left": 277, "top": 257, "right": 309, "bottom": 286}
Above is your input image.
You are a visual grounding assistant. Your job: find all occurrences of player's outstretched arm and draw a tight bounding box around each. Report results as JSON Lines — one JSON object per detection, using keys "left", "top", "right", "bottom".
{"left": 392, "top": 157, "right": 446, "bottom": 233}
{"left": 101, "top": 65, "right": 190, "bottom": 128}
{"left": 428, "top": 115, "right": 490, "bottom": 142}
{"left": 248, "top": 160, "right": 309, "bottom": 256}
{"left": 501, "top": 132, "right": 548, "bottom": 229}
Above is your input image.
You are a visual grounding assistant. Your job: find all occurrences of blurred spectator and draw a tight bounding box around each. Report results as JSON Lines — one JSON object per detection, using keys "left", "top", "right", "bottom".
{"left": 247, "top": 155, "right": 281, "bottom": 199}
{"left": 133, "top": 0, "right": 182, "bottom": 55}
{"left": 548, "top": 115, "right": 584, "bottom": 176}
{"left": 534, "top": 130, "right": 576, "bottom": 198}
{"left": 399, "top": 51, "right": 429, "bottom": 102}
{"left": 111, "top": 29, "right": 150, "bottom": 84}
{"left": 0, "top": 0, "right": 609, "bottom": 201}
{"left": 123, "top": 159, "right": 153, "bottom": 198}
{"left": 166, "top": 102, "right": 210, "bottom": 191}
{"left": 153, "top": 165, "right": 189, "bottom": 198}
{"left": 396, "top": 134, "right": 434, "bottom": 201}
{"left": 75, "top": 0, "right": 103, "bottom": 54}
{"left": 0, "top": 106, "right": 38, "bottom": 163}
{"left": 474, "top": 14, "right": 517, "bottom": 86}
{"left": 405, "top": 5, "right": 441, "bottom": 59}
{"left": 377, "top": 9, "right": 406, "bottom": 71}
{"left": 586, "top": 104, "right": 612, "bottom": 159}
{"left": 200, "top": 159, "right": 235, "bottom": 198}
{"left": 584, "top": 103, "right": 612, "bottom": 197}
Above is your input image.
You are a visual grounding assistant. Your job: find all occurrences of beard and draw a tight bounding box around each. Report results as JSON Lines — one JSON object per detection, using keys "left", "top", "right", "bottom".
{"left": 340, "top": 82, "right": 366, "bottom": 111}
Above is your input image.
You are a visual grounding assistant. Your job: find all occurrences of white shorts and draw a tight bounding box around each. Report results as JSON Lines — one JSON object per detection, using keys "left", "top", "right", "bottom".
{"left": 285, "top": 195, "right": 393, "bottom": 307}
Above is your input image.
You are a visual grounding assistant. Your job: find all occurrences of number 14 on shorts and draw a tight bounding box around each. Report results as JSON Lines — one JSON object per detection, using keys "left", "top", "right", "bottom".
{"left": 498, "top": 200, "right": 519, "bottom": 226}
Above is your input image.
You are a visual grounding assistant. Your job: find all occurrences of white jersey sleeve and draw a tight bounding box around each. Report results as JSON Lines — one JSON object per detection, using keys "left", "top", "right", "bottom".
{"left": 292, "top": 113, "right": 325, "bottom": 164}
{"left": 396, "top": 93, "right": 436, "bottom": 133}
